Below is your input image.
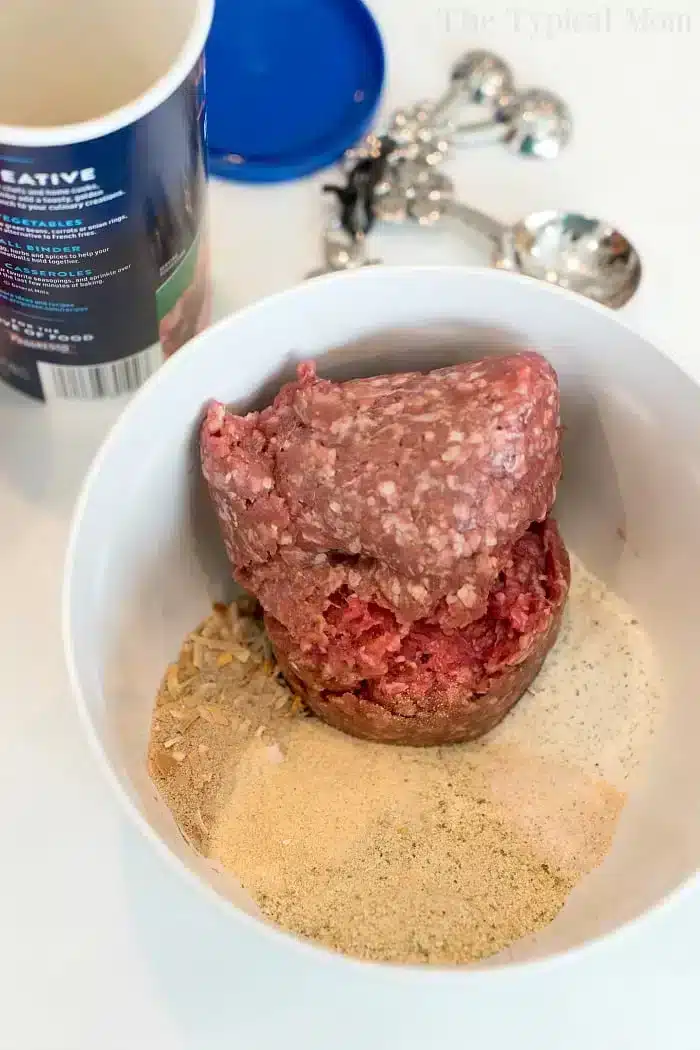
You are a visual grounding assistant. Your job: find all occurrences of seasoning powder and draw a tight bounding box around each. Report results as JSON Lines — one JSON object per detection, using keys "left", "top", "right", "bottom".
{"left": 147, "top": 554, "right": 663, "bottom": 965}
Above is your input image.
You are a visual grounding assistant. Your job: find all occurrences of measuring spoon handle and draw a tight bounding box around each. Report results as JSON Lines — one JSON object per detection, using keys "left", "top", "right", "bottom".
{"left": 444, "top": 201, "right": 506, "bottom": 245}
{"left": 450, "top": 116, "right": 510, "bottom": 147}
{"left": 431, "top": 91, "right": 511, "bottom": 148}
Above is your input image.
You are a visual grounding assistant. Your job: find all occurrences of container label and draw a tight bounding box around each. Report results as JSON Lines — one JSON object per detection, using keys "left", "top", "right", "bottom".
{"left": 0, "top": 57, "right": 209, "bottom": 400}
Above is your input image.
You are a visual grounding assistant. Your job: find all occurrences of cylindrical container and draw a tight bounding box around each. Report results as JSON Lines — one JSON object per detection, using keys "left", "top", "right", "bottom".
{"left": 0, "top": 0, "right": 214, "bottom": 401}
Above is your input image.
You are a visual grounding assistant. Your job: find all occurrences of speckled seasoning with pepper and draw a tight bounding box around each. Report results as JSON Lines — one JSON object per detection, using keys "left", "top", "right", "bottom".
{"left": 147, "top": 557, "right": 663, "bottom": 965}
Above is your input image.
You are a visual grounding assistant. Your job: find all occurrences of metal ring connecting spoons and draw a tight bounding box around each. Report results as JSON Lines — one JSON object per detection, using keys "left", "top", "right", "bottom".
{"left": 408, "top": 173, "right": 641, "bottom": 308}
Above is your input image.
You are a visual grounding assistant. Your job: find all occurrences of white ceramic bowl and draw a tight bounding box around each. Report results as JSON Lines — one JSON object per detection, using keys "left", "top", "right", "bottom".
{"left": 64, "top": 266, "right": 700, "bottom": 973}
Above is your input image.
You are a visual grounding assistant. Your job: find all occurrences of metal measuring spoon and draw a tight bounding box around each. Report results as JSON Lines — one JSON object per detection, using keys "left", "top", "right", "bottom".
{"left": 454, "top": 87, "right": 573, "bottom": 159}
{"left": 385, "top": 52, "right": 516, "bottom": 163}
{"left": 441, "top": 52, "right": 572, "bottom": 158}
{"left": 389, "top": 52, "right": 571, "bottom": 159}
{"left": 406, "top": 172, "right": 641, "bottom": 308}
{"left": 433, "top": 50, "right": 516, "bottom": 120}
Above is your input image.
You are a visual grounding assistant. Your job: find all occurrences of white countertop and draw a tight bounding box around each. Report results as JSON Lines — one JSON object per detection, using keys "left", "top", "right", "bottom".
{"left": 2, "top": 2, "right": 700, "bottom": 1047}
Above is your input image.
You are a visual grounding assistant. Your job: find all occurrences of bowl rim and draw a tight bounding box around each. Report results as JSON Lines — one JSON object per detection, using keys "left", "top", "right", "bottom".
{"left": 62, "top": 264, "right": 699, "bottom": 982}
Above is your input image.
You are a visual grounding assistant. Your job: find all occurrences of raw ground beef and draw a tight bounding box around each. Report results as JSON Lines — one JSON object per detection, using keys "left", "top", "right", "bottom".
{"left": 201, "top": 352, "right": 569, "bottom": 745}
{"left": 270, "top": 519, "right": 570, "bottom": 745}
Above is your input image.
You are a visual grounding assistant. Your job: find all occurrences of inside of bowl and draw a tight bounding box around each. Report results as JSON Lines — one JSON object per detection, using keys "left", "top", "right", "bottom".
{"left": 67, "top": 269, "right": 700, "bottom": 967}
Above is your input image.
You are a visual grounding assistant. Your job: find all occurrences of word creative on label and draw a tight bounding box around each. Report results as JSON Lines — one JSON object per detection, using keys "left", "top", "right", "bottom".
{"left": 0, "top": 168, "right": 97, "bottom": 187}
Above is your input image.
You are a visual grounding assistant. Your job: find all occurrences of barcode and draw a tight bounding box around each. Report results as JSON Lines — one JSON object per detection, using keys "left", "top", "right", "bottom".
{"left": 37, "top": 343, "right": 164, "bottom": 400}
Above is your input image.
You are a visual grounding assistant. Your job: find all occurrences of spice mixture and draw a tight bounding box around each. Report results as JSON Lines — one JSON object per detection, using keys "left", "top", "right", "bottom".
{"left": 147, "top": 554, "right": 663, "bottom": 965}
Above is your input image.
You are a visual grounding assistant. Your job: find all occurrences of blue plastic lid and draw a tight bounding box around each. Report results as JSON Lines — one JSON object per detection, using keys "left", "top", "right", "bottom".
{"left": 204, "top": 0, "right": 385, "bottom": 183}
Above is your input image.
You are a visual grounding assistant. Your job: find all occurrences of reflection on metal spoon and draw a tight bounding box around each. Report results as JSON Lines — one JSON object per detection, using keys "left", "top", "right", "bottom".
{"left": 431, "top": 49, "right": 516, "bottom": 123}
{"left": 500, "top": 212, "right": 641, "bottom": 308}
{"left": 453, "top": 87, "right": 573, "bottom": 159}
{"left": 384, "top": 52, "right": 572, "bottom": 162}
{"left": 408, "top": 176, "right": 641, "bottom": 307}
{"left": 500, "top": 89, "right": 573, "bottom": 159}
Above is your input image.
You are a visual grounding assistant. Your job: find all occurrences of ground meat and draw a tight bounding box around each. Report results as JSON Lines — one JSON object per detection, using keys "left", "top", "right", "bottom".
{"left": 201, "top": 353, "right": 561, "bottom": 632}
{"left": 201, "top": 352, "right": 567, "bottom": 746}
{"left": 270, "top": 519, "right": 570, "bottom": 745}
